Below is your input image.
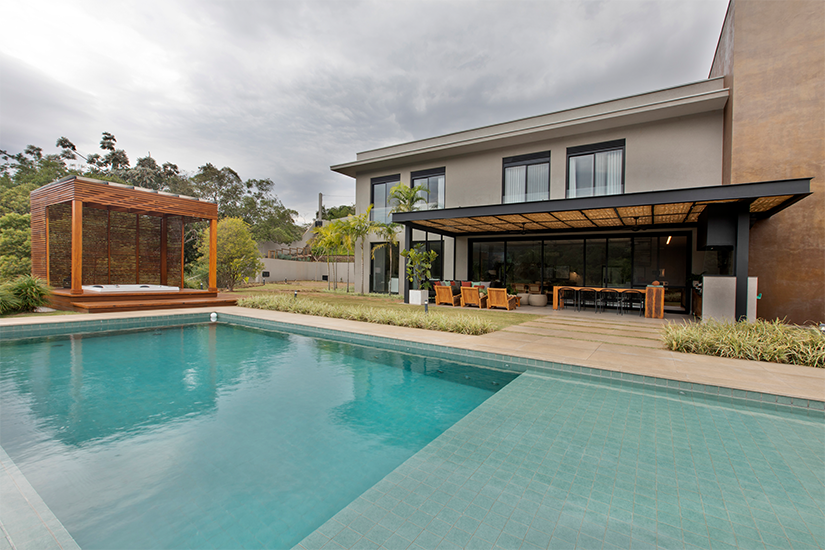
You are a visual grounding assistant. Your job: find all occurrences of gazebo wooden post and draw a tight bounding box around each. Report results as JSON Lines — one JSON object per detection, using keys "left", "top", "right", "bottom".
{"left": 160, "top": 215, "right": 168, "bottom": 285}
{"left": 180, "top": 218, "right": 185, "bottom": 290}
{"left": 71, "top": 200, "right": 83, "bottom": 295}
{"left": 208, "top": 219, "right": 217, "bottom": 292}
{"left": 107, "top": 210, "right": 111, "bottom": 284}
{"left": 44, "top": 210, "right": 50, "bottom": 285}
{"left": 135, "top": 214, "right": 140, "bottom": 284}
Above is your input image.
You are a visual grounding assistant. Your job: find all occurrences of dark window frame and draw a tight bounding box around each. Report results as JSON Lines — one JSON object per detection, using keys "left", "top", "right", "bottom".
{"left": 370, "top": 174, "right": 400, "bottom": 223}
{"left": 410, "top": 167, "right": 446, "bottom": 210}
{"left": 565, "top": 139, "right": 626, "bottom": 198}
{"left": 501, "top": 151, "right": 551, "bottom": 204}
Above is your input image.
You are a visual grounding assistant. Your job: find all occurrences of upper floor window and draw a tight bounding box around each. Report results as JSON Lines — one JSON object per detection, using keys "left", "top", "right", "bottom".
{"left": 370, "top": 174, "right": 400, "bottom": 224}
{"left": 503, "top": 151, "right": 550, "bottom": 204}
{"left": 411, "top": 167, "right": 445, "bottom": 210}
{"left": 567, "top": 139, "right": 625, "bottom": 198}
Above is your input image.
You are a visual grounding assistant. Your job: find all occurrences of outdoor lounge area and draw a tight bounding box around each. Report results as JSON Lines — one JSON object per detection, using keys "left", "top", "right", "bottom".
{"left": 30, "top": 175, "right": 237, "bottom": 312}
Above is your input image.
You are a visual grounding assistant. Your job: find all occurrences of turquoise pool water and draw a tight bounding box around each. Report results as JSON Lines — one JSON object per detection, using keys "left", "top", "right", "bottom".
{"left": 301, "top": 372, "right": 825, "bottom": 550}
{"left": 0, "top": 324, "right": 517, "bottom": 549}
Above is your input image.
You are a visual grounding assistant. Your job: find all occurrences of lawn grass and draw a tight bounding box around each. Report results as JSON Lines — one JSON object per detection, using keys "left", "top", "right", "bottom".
{"left": 230, "top": 282, "right": 540, "bottom": 332}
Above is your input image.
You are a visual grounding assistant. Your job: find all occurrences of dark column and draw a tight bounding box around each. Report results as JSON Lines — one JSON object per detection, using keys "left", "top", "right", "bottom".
{"left": 403, "top": 224, "right": 411, "bottom": 303}
{"left": 735, "top": 208, "right": 750, "bottom": 321}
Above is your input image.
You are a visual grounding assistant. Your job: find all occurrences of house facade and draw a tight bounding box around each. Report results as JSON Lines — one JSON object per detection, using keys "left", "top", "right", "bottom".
{"left": 332, "top": 0, "right": 822, "bottom": 324}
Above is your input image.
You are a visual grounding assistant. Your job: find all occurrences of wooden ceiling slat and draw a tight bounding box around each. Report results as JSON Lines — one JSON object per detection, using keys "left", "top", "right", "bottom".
{"left": 498, "top": 214, "right": 532, "bottom": 223}
{"left": 750, "top": 195, "right": 792, "bottom": 212}
{"left": 31, "top": 177, "right": 217, "bottom": 220}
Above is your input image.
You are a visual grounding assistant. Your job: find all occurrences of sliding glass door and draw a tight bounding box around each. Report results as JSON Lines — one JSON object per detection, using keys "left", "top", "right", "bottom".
{"left": 470, "top": 233, "right": 690, "bottom": 311}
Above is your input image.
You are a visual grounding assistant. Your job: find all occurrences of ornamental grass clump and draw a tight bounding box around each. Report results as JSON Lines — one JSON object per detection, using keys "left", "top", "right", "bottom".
{"left": 0, "top": 275, "right": 51, "bottom": 315}
{"left": 238, "top": 294, "right": 493, "bottom": 335}
{"left": 662, "top": 318, "right": 825, "bottom": 368}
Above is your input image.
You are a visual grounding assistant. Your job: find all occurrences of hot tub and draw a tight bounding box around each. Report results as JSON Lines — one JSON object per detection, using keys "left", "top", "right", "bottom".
{"left": 82, "top": 284, "right": 180, "bottom": 293}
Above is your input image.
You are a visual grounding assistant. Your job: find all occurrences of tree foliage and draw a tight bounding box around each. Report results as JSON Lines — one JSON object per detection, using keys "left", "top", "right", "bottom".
{"left": 0, "top": 213, "right": 32, "bottom": 281}
{"left": 196, "top": 218, "right": 263, "bottom": 291}
{"left": 323, "top": 204, "right": 355, "bottom": 220}
{"left": 390, "top": 183, "right": 429, "bottom": 213}
{"left": 338, "top": 206, "right": 377, "bottom": 295}
{"left": 0, "top": 134, "right": 304, "bottom": 284}
{"left": 400, "top": 243, "right": 438, "bottom": 290}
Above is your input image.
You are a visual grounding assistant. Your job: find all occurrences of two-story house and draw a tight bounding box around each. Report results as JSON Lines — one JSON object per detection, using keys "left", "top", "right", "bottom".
{"left": 332, "top": 0, "right": 822, "bottom": 324}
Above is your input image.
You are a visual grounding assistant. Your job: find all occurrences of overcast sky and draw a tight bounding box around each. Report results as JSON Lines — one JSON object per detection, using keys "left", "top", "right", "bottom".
{"left": 1, "top": 0, "right": 729, "bottom": 222}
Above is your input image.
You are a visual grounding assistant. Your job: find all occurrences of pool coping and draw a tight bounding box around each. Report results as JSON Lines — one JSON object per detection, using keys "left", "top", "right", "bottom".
{"left": 1, "top": 307, "right": 823, "bottom": 550}
{"left": 1, "top": 307, "right": 823, "bottom": 412}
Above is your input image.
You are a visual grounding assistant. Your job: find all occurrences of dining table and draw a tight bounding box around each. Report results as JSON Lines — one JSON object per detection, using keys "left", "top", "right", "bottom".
{"left": 552, "top": 285, "right": 664, "bottom": 318}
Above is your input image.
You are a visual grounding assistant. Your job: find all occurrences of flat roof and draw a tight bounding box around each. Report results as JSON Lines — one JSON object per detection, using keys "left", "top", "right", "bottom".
{"left": 30, "top": 175, "right": 218, "bottom": 219}
{"left": 391, "top": 179, "right": 812, "bottom": 237}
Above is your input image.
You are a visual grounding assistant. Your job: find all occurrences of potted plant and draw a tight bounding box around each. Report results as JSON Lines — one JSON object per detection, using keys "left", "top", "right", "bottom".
{"left": 400, "top": 244, "right": 438, "bottom": 305}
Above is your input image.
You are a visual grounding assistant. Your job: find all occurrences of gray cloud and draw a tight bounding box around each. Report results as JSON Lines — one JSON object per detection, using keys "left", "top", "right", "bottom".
{"left": 0, "top": 0, "right": 728, "bottom": 221}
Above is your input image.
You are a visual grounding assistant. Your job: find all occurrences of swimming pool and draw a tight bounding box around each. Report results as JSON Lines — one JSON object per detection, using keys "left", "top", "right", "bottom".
{"left": 301, "top": 371, "right": 825, "bottom": 550}
{"left": 0, "top": 323, "right": 517, "bottom": 549}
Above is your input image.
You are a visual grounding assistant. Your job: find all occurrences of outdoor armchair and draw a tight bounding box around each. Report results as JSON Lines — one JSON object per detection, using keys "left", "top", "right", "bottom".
{"left": 460, "top": 286, "right": 487, "bottom": 309}
{"left": 434, "top": 284, "right": 460, "bottom": 306}
{"left": 487, "top": 288, "right": 518, "bottom": 311}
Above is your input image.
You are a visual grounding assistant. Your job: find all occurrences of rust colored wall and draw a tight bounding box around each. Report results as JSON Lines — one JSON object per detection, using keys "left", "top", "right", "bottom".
{"left": 709, "top": 0, "right": 735, "bottom": 186}
{"left": 715, "top": 0, "right": 825, "bottom": 323}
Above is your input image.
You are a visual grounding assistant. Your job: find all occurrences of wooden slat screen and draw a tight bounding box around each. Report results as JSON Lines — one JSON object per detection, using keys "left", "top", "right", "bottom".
{"left": 110, "top": 211, "right": 137, "bottom": 284}
{"left": 166, "top": 215, "right": 183, "bottom": 288}
{"left": 139, "top": 214, "right": 162, "bottom": 284}
{"left": 31, "top": 176, "right": 217, "bottom": 286}
{"left": 81, "top": 206, "right": 109, "bottom": 285}
{"left": 30, "top": 204, "right": 47, "bottom": 280}
{"left": 48, "top": 203, "right": 72, "bottom": 287}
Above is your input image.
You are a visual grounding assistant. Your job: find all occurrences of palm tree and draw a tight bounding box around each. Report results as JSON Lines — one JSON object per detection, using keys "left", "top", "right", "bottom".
{"left": 389, "top": 183, "right": 429, "bottom": 294}
{"left": 312, "top": 223, "right": 342, "bottom": 290}
{"left": 371, "top": 221, "right": 400, "bottom": 293}
{"left": 389, "top": 183, "right": 429, "bottom": 213}
{"left": 342, "top": 205, "right": 376, "bottom": 294}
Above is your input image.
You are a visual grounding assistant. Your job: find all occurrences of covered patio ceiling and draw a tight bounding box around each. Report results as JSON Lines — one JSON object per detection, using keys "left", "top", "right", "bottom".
{"left": 391, "top": 178, "right": 812, "bottom": 237}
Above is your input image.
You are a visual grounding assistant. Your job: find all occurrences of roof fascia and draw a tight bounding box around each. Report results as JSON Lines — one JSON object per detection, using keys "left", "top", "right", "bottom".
{"left": 391, "top": 179, "right": 812, "bottom": 223}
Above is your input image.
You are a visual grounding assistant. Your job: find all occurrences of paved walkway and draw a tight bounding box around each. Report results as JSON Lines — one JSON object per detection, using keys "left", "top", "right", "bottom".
{"left": 2, "top": 306, "right": 823, "bottom": 400}
{"left": 214, "top": 306, "right": 824, "bottom": 402}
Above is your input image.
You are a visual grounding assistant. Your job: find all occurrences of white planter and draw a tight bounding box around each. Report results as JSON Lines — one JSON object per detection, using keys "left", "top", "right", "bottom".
{"left": 409, "top": 289, "right": 428, "bottom": 305}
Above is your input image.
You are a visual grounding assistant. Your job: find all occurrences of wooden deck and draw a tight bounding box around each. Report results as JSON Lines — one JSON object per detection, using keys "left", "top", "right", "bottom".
{"left": 49, "top": 289, "right": 237, "bottom": 313}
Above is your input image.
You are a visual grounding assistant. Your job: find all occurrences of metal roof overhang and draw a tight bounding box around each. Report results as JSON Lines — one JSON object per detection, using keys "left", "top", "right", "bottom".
{"left": 391, "top": 179, "right": 812, "bottom": 238}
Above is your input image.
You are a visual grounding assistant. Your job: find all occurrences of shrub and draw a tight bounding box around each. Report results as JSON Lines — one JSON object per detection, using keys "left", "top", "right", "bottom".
{"left": 0, "top": 275, "right": 51, "bottom": 314}
{"left": 662, "top": 318, "right": 825, "bottom": 368}
{"left": 239, "top": 294, "right": 494, "bottom": 335}
{"left": 0, "top": 287, "right": 22, "bottom": 315}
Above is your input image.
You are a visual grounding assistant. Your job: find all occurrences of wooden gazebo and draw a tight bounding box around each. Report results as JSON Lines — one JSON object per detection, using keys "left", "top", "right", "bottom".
{"left": 30, "top": 175, "right": 236, "bottom": 312}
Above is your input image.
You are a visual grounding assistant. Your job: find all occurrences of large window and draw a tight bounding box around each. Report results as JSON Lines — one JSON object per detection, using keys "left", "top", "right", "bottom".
{"left": 370, "top": 242, "right": 399, "bottom": 293}
{"left": 411, "top": 168, "right": 445, "bottom": 210}
{"left": 370, "top": 174, "right": 400, "bottom": 224}
{"left": 567, "top": 139, "right": 624, "bottom": 198}
{"left": 503, "top": 152, "right": 550, "bottom": 204}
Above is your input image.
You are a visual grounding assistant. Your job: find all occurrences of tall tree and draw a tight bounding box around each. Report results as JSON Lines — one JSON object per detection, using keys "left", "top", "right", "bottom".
{"left": 324, "top": 204, "right": 355, "bottom": 220}
{"left": 0, "top": 213, "right": 32, "bottom": 281}
{"left": 312, "top": 222, "right": 346, "bottom": 290}
{"left": 341, "top": 205, "right": 376, "bottom": 295}
{"left": 191, "top": 163, "right": 245, "bottom": 216}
